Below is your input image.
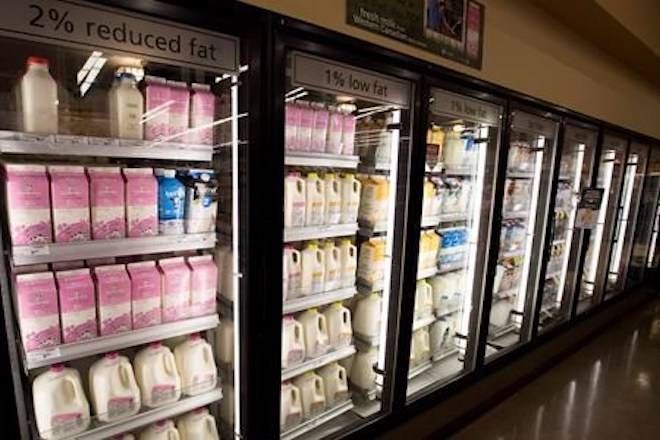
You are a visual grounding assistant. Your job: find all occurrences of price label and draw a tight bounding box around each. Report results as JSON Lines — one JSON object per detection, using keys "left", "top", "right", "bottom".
{"left": 431, "top": 89, "right": 501, "bottom": 126}
{"left": 14, "top": 244, "right": 50, "bottom": 257}
{"left": 26, "top": 346, "right": 61, "bottom": 364}
{"left": 291, "top": 51, "right": 411, "bottom": 107}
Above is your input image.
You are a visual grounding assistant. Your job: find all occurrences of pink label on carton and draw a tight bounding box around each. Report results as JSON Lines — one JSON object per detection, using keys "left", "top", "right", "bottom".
{"left": 159, "top": 258, "right": 191, "bottom": 322}
{"left": 89, "top": 172, "right": 125, "bottom": 207}
{"left": 16, "top": 274, "right": 59, "bottom": 318}
{"left": 50, "top": 172, "right": 89, "bottom": 209}
{"left": 56, "top": 269, "right": 97, "bottom": 343}
{"left": 7, "top": 172, "right": 51, "bottom": 209}
{"left": 96, "top": 265, "right": 132, "bottom": 336}
{"left": 189, "top": 256, "right": 218, "bottom": 317}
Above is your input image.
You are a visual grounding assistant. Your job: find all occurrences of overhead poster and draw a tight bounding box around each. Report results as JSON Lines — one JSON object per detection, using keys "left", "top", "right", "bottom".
{"left": 346, "top": 0, "right": 484, "bottom": 69}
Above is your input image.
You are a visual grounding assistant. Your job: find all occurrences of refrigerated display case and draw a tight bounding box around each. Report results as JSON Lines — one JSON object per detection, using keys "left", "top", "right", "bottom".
{"left": 579, "top": 135, "right": 628, "bottom": 313}
{"left": 0, "top": 1, "right": 249, "bottom": 438}
{"left": 536, "top": 124, "right": 597, "bottom": 332}
{"left": 604, "top": 142, "right": 649, "bottom": 296}
{"left": 485, "top": 110, "right": 558, "bottom": 359}
{"left": 405, "top": 88, "right": 502, "bottom": 399}
{"left": 280, "top": 49, "right": 414, "bottom": 439}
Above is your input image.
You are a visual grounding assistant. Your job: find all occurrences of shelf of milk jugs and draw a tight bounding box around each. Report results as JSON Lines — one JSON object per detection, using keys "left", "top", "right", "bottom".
{"left": 282, "top": 345, "right": 356, "bottom": 382}
{"left": 280, "top": 399, "right": 355, "bottom": 440}
{"left": 283, "top": 287, "right": 357, "bottom": 315}
{"left": 283, "top": 223, "right": 359, "bottom": 243}
{"left": 284, "top": 151, "right": 360, "bottom": 169}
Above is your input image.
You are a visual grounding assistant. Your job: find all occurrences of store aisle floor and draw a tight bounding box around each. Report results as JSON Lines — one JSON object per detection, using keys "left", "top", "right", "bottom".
{"left": 452, "top": 295, "right": 660, "bottom": 440}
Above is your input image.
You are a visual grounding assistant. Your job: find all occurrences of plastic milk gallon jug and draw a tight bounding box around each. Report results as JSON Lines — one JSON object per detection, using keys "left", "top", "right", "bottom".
{"left": 430, "top": 319, "right": 452, "bottom": 355}
{"left": 20, "top": 56, "right": 58, "bottom": 134}
{"left": 174, "top": 334, "right": 217, "bottom": 396}
{"left": 350, "top": 348, "right": 377, "bottom": 391}
{"left": 340, "top": 174, "right": 361, "bottom": 224}
{"left": 49, "top": 165, "right": 91, "bottom": 242}
{"left": 280, "top": 382, "right": 303, "bottom": 428}
{"left": 358, "top": 176, "right": 388, "bottom": 226}
{"left": 123, "top": 168, "right": 158, "bottom": 238}
{"left": 323, "top": 302, "right": 352, "bottom": 349}
{"left": 33, "top": 365, "right": 90, "bottom": 440}
{"left": 443, "top": 131, "right": 465, "bottom": 166}
{"left": 293, "top": 372, "right": 326, "bottom": 419}
{"left": 411, "top": 327, "right": 431, "bottom": 365}
{"left": 215, "top": 245, "right": 234, "bottom": 302}
{"left": 414, "top": 280, "right": 434, "bottom": 319}
{"left": 109, "top": 72, "right": 143, "bottom": 140}
{"left": 338, "top": 239, "right": 357, "bottom": 288}
{"left": 318, "top": 362, "right": 349, "bottom": 406}
{"left": 281, "top": 315, "right": 305, "bottom": 368}
{"left": 310, "top": 103, "right": 329, "bottom": 152}
{"left": 284, "top": 102, "right": 300, "bottom": 151}
{"left": 324, "top": 174, "right": 341, "bottom": 225}
{"left": 357, "top": 238, "right": 385, "bottom": 285}
{"left": 422, "top": 178, "right": 435, "bottom": 218}
{"left": 216, "top": 318, "right": 234, "bottom": 366}
{"left": 89, "top": 353, "right": 141, "bottom": 422}
{"left": 140, "top": 420, "right": 180, "bottom": 440}
{"left": 353, "top": 293, "right": 381, "bottom": 340}
{"left": 155, "top": 169, "right": 185, "bottom": 235}
{"left": 5, "top": 164, "right": 52, "bottom": 245}
{"left": 283, "top": 246, "right": 302, "bottom": 300}
{"left": 127, "top": 261, "right": 162, "bottom": 329}
{"left": 284, "top": 172, "right": 306, "bottom": 228}
{"left": 16, "top": 271, "right": 61, "bottom": 351}
{"left": 296, "top": 102, "right": 314, "bottom": 151}
{"left": 88, "top": 167, "right": 126, "bottom": 240}
{"left": 301, "top": 242, "right": 325, "bottom": 295}
{"left": 177, "top": 408, "right": 219, "bottom": 440}
{"left": 326, "top": 106, "right": 343, "bottom": 154}
{"left": 323, "top": 241, "right": 341, "bottom": 292}
{"left": 298, "top": 308, "right": 330, "bottom": 359}
{"left": 305, "top": 172, "right": 325, "bottom": 226}
{"left": 134, "top": 342, "right": 181, "bottom": 408}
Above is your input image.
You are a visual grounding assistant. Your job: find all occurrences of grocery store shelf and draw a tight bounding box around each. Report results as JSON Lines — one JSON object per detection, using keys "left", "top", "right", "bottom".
{"left": 438, "top": 245, "right": 467, "bottom": 256}
{"left": 444, "top": 165, "right": 474, "bottom": 177}
{"left": 552, "top": 238, "right": 566, "bottom": 246}
{"left": 412, "top": 315, "right": 436, "bottom": 331}
{"left": 437, "top": 262, "right": 465, "bottom": 274}
{"left": 354, "top": 333, "right": 380, "bottom": 350}
{"left": 0, "top": 131, "right": 213, "bottom": 161}
{"left": 507, "top": 171, "right": 535, "bottom": 179}
{"left": 435, "top": 306, "right": 462, "bottom": 318}
{"left": 358, "top": 161, "right": 390, "bottom": 174}
{"left": 502, "top": 211, "right": 528, "bottom": 220}
{"left": 24, "top": 314, "right": 220, "bottom": 370}
{"left": 280, "top": 399, "right": 354, "bottom": 440}
{"left": 438, "top": 212, "right": 469, "bottom": 223}
{"left": 283, "top": 287, "right": 356, "bottom": 315}
{"left": 284, "top": 223, "right": 358, "bottom": 242}
{"left": 558, "top": 175, "right": 572, "bottom": 181}
{"left": 421, "top": 216, "right": 440, "bottom": 228}
{"left": 417, "top": 266, "right": 438, "bottom": 280}
{"left": 408, "top": 359, "right": 433, "bottom": 379}
{"left": 489, "top": 323, "right": 518, "bottom": 340}
{"left": 358, "top": 221, "right": 387, "bottom": 237}
{"left": 282, "top": 345, "right": 356, "bottom": 381}
{"left": 71, "top": 387, "right": 222, "bottom": 440}
{"left": 12, "top": 233, "right": 216, "bottom": 266}
{"left": 546, "top": 269, "right": 563, "bottom": 279}
{"left": 494, "top": 287, "right": 518, "bottom": 301}
{"left": 285, "top": 151, "right": 360, "bottom": 169}
{"left": 432, "top": 346, "right": 460, "bottom": 362}
{"left": 500, "top": 248, "right": 525, "bottom": 259}
{"left": 357, "top": 278, "right": 384, "bottom": 293}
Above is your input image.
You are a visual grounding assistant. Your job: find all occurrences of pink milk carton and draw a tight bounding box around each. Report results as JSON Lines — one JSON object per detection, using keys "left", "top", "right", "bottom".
{"left": 4, "top": 164, "right": 52, "bottom": 245}
{"left": 325, "top": 107, "right": 343, "bottom": 154}
{"left": 143, "top": 75, "right": 170, "bottom": 141}
{"left": 127, "top": 261, "right": 162, "bottom": 329}
{"left": 341, "top": 111, "right": 356, "bottom": 155}
{"left": 311, "top": 103, "right": 329, "bottom": 152}
{"left": 158, "top": 257, "right": 191, "bottom": 322}
{"left": 167, "top": 80, "right": 190, "bottom": 140}
{"left": 123, "top": 168, "right": 158, "bottom": 238}
{"left": 285, "top": 102, "right": 301, "bottom": 151}
{"left": 296, "top": 102, "right": 314, "bottom": 151}
{"left": 88, "top": 167, "right": 126, "bottom": 240}
{"left": 94, "top": 264, "right": 132, "bottom": 336}
{"left": 187, "top": 255, "right": 218, "bottom": 317}
{"left": 15, "top": 272, "right": 60, "bottom": 351}
{"left": 56, "top": 268, "right": 97, "bottom": 343}
{"left": 49, "top": 165, "right": 91, "bottom": 243}
{"left": 185, "top": 83, "right": 215, "bottom": 145}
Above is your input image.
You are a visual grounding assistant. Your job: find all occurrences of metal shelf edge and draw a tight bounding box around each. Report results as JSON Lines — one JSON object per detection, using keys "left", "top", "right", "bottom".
{"left": 281, "top": 345, "right": 356, "bottom": 381}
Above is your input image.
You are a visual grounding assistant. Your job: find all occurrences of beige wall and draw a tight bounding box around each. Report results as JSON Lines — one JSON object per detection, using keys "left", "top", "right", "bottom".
{"left": 242, "top": 0, "right": 660, "bottom": 139}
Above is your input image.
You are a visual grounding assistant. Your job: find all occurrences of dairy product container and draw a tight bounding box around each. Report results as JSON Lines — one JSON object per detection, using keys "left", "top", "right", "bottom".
{"left": 350, "top": 348, "right": 377, "bottom": 391}
{"left": 158, "top": 257, "right": 192, "bottom": 322}
{"left": 443, "top": 131, "right": 465, "bottom": 166}
{"left": 216, "top": 318, "right": 234, "bottom": 365}
{"left": 311, "top": 103, "right": 329, "bottom": 152}
{"left": 301, "top": 242, "right": 325, "bottom": 296}
{"left": 421, "top": 178, "right": 435, "bottom": 218}
{"left": 339, "top": 173, "right": 361, "bottom": 224}
{"left": 56, "top": 268, "right": 97, "bottom": 343}
{"left": 167, "top": 80, "right": 190, "bottom": 140}
{"left": 410, "top": 327, "right": 431, "bottom": 365}
{"left": 324, "top": 173, "right": 341, "bottom": 225}
{"left": 326, "top": 107, "right": 343, "bottom": 154}
{"left": 284, "top": 173, "right": 306, "bottom": 228}
{"left": 33, "top": 365, "right": 90, "bottom": 439}
{"left": 358, "top": 176, "right": 388, "bottom": 226}
{"left": 88, "top": 167, "right": 126, "bottom": 240}
{"left": 49, "top": 165, "right": 91, "bottom": 242}
{"left": 20, "top": 56, "right": 58, "bottom": 134}
{"left": 143, "top": 76, "right": 170, "bottom": 141}
{"left": 323, "top": 242, "right": 341, "bottom": 291}
{"left": 281, "top": 315, "right": 305, "bottom": 368}
{"left": 181, "top": 169, "right": 218, "bottom": 234}
{"left": 155, "top": 169, "right": 185, "bottom": 235}
{"left": 293, "top": 372, "right": 326, "bottom": 419}
{"left": 296, "top": 102, "right": 314, "bottom": 151}
{"left": 341, "top": 111, "right": 356, "bottom": 155}
{"left": 353, "top": 293, "right": 381, "bottom": 340}
{"left": 298, "top": 308, "right": 330, "bottom": 359}
{"left": 187, "top": 255, "right": 217, "bottom": 317}
{"left": 127, "top": 261, "right": 162, "bottom": 329}
{"left": 280, "top": 382, "right": 303, "bottom": 428}
{"left": 430, "top": 319, "right": 455, "bottom": 355}
{"left": 283, "top": 246, "right": 302, "bottom": 300}
{"left": 89, "top": 352, "right": 141, "bottom": 422}
{"left": 323, "top": 302, "right": 352, "bottom": 349}
{"left": 220, "top": 382, "right": 234, "bottom": 424}
{"left": 304, "top": 173, "right": 325, "bottom": 226}
{"left": 94, "top": 264, "right": 132, "bottom": 336}
{"left": 357, "top": 237, "right": 385, "bottom": 284}
{"left": 109, "top": 72, "right": 143, "bottom": 140}
{"left": 5, "top": 164, "right": 52, "bottom": 245}
{"left": 123, "top": 168, "right": 158, "bottom": 237}
{"left": 318, "top": 362, "right": 349, "bottom": 406}
{"left": 134, "top": 343, "right": 181, "bottom": 407}
{"left": 16, "top": 271, "right": 60, "bottom": 351}
{"left": 338, "top": 239, "right": 357, "bottom": 288}
{"left": 174, "top": 334, "right": 217, "bottom": 395}
{"left": 414, "top": 280, "right": 434, "bottom": 319}
{"left": 215, "top": 245, "right": 234, "bottom": 302}
{"left": 284, "top": 102, "right": 301, "bottom": 151}
{"left": 140, "top": 420, "right": 180, "bottom": 440}
{"left": 186, "top": 83, "right": 215, "bottom": 145}
{"left": 177, "top": 408, "right": 219, "bottom": 440}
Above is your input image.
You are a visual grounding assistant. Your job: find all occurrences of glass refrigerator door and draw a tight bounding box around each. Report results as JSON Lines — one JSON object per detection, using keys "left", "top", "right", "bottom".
{"left": 485, "top": 111, "right": 558, "bottom": 359}
{"left": 281, "top": 51, "right": 413, "bottom": 438}
{"left": 537, "top": 125, "right": 597, "bottom": 332}
{"left": 406, "top": 88, "right": 502, "bottom": 399}
{"left": 579, "top": 136, "right": 627, "bottom": 313}
{"left": 605, "top": 143, "right": 649, "bottom": 296}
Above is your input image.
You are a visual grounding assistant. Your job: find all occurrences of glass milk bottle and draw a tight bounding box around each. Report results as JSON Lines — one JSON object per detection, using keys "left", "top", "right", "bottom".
{"left": 109, "top": 72, "right": 144, "bottom": 140}
{"left": 20, "top": 56, "right": 58, "bottom": 134}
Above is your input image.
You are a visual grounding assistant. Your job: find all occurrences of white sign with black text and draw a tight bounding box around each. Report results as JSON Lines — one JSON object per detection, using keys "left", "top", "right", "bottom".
{"left": 430, "top": 89, "right": 501, "bottom": 126}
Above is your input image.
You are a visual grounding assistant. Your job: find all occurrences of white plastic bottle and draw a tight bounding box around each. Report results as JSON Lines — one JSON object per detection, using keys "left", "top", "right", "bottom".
{"left": 216, "top": 318, "right": 234, "bottom": 366}
{"left": 323, "top": 302, "right": 352, "bottom": 349}
{"left": 411, "top": 327, "right": 431, "bottom": 365}
{"left": 109, "top": 72, "right": 144, "bottom": 139}
{"left": 298, "top": 308, "right": 330, "bottom": 359}
{"left": 305, "top": 173, "right": 325, "bottom": 226}
{"left": 89, "top": 353, "right": 141, "bottom": 422}
{"left": 134, "top": 342, "right": 182, "bottom": 408}
{"left": 318, "top": 362, "right": 349, "bottom": 406}
{"left": 324, "top": 174, "right": 341, "bottom": 225}
{"left": 284, "top": 173, "right": 306, "bottom": 228}
{"left": 281, "top": 315, "right": 305, "bottom": 368}
{"left": 32, "top": 365, "right": 90, "bottom": 440}
{"left": 338, "top": 239, "right": 357, "bottom": 288}
{"left": 301, "top": 242, "right": 325, "bottom": 296}
{"left": 323, "top": 241, "right": 341, "bottom": 292}
{"left": 414, "top": 280, "right": 434, "bottom": 319}
{"left": 20, "top": 56, "right": 58, "bottom": 134}
{"left": 140, "top": 420, "right": 180, "bottom": 440}
{"left": 177, "top": 408, "right": 219, "bottom": 440}
{"left": 340, "top": 174, "right": 361, "bottom": 224}
{"left": 350, "top": 348, "right": 377, "bottom": 391}
{"left": 353, "top": 293, "right": 381, "bottom": 340}
{"left": 283, "top": 246, "right": 302, "bottom": 300}
{"left": 174, "top": 334, "right": 218, "bottom": 396}
{"left": 292, "top": 372, "right": 326, "bottom": 419}
{"left": 280, "top": 382, "right": 303, "bottom": 428}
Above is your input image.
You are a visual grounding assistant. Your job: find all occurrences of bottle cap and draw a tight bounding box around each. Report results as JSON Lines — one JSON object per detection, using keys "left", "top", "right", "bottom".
{"left": 27, "top": 56, "right": 49, "bottom": 66}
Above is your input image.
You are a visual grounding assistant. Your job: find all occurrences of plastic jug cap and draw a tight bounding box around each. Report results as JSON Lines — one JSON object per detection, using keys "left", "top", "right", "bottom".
{"left": 50, "top": 364, "right": 64, "bottom": 373}
{"left": 149, "top": 341, "right": 162, "bottom": 349}
{"left": 190, "top": 333, "right": 201, "bottom": 341}
{"left": 27, "top": 56, "right": 49, "bottom": 66}
{"left": 307, "top": 172, "right": 318, "bottom": 179}
{"left": 105, "top": 352, "right": 119, "bottom": 359}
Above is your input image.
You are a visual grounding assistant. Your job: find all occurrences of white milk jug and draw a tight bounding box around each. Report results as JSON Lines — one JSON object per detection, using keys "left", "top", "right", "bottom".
{"left": 20, "top": 56, "right": 58, "bottom": 134}
{"left": 357, "top": 238, "right": 386, "bottom": 285}
{"left": 340, "top": 174, "right": 361, "bottom": 224}
{"left": 443, "top": 131, "right": 465, "bottom": 166}
{"left": 293, "top": 372, "right": 327, "bottom": 419}
{"left": 301, "top": 242, "right": 325, "bottom": 295}
{"left": 323, "top": 242, "right": 341, "bottom": 291}
{"left": 305, "top": 172, "right": 325, "bottom": 226}
{"left": 422, "top": 178, "right": 435, "bottom": 217}
{"left": 323, "top": 302, "right": 353, "bottom": 349}
{"left": 89, "top": 353, "right": 141, "bottom": 422}
{"left": 414, "top": 280, "right": 434, "bottom": 319}
{"left": 339, "top": 239, "right": 357, "bottom": 288}
{"left": 358, "top": 176, "right": 389, "bottom": 226}
{"left": 220, "top": 383, "right": 234, "bottom": 425}
{"left": 298, "top": 308, "right": 330, "bottom": 359}
{"left": 216, "top": 318, "right": 234, "bottom": 366}
{"left": 283, "top": 246, "right": 302, "bottom": 300}
{"left": 215, "top": 245, "right": 234, "bottom": 302}
{"left": 284, "top": 173, "right": 306, "bottom": 228}
{"left": 140, "top": 420, "right": 180, "bottom": 440}
{"left": 353, "top": 293, "right": 381, "bottom": 340}
{"left": 174, "top": 334, "right": 218, "bottom": 396}
{"left": 324, "top": 173, "right": 341, "bottom": 225}
{"left": 110, "top": 72, "right": 144, "bottom": 139}
{"left": 318, "top": 362, "right": 349, "bottom": 406}
{"left": 33, "top": 365, "right": 90, "bottom": 440}
{"left": 280, "top": 382, "right": 303, "bottom": 428}
{"left": 134, "top": 343, "right": 182, "bottom": 408}
{"left": 177, "top": 408, "right": 219, "bottom": 440}
{"left": 430, "top": 319, "right": 453, "bottom": 354}
{"left": 350, "top": 348, "right": 377, "bottom": 391}
{"left": 411, "top": 328, "right": 431, "bottom": 367}
{"left": 281, "top": 316, "right": 305, "bottom": 368}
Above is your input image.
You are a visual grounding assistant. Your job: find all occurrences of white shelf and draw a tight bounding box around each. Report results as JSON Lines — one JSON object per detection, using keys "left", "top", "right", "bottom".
{"left": 552, "top": 238, "right": 566, "bottom": 246}
{"left": 284, "top": 223, "right": 358, "bottom": 242}
{"left": 357, "top": 278, "right": 384, "bottom": 293}
{"left": 24, "top": 314, "right": 220, "bottom": 370}
{"left": 412, "top": 315, "right": 436, "bottom": 331}
{"left": 432, "top": 346, "right": 460, "bottom": 362}
{"left": 285, "top": 151, "right": 360, "bottom": 169}
{"left": 438, "top": 245, "right": 467, "bottom": 256}
{"left": 438, "top": 212, "right": 469, "bottom": 223}
{"left": 359, "top": 161, "right": 391, "bottom": 173}
{"left": 12, "top": 233, "right": 216, "bottom": 266}
{"left": 408, "top": 359, "right": 433, "bottom": 379}
{"left": 437, "top": 262, "right": 465, "bottom": 274}
{"left": 0, "top": 132, "right": 213, "bottom": 162}
{"left": 358, "top": 221, "right": 387, "bottom": 237}
{"left": 502, "top": 211, "right": 528, "bottom": 220}
{"left": 280, "top": 399, "right": 354, "bottom": 440}
{"left": 283, "top": 287, "right": 356, "bottom": 315}
{"left": 421, "top": 216, "right": 440, "bottom": 228}
{"left": 443, "top": 165, "right": 474, "bottom": 177}
{"left": 499, "top": 248, "right": 525, "bottom": 259}
{"left": 435, "top": 306, "right": 462, "bottom": 319}
{"left": 417, "top": 267, "right": 438, "bottom": 280}
{"left": 70, "top": 387, "right": 222, "bottom": 440}
{"left": 282, "top": 345, "right": 356, "bottom": 381}
{"left": 507, "top": 171, "right": 535, "bottom": 179}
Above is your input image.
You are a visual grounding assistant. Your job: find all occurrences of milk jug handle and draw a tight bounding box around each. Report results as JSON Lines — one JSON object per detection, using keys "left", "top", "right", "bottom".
{"left": 64, "top": 376, "right": 82, "bottom": 405}
{"left": 168, "top": 428, "right": 181, "bottom": 440}
{"left": 203, "top": 344, "right": 213, "bottom": 364}
{"left": 119, "top": 363, "right": 131, "bottom": 387}
{"left": 205, "top": 415, "right": 219, "bottom": 438}
{"left": 164, "top": 352, "right": 176, "bottom": 375}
